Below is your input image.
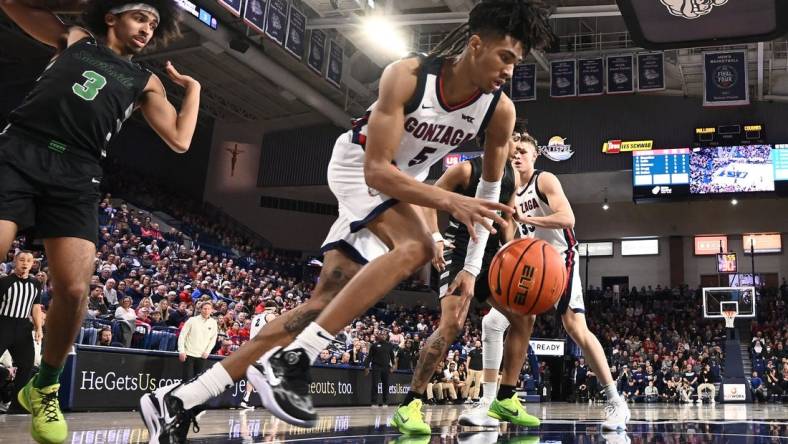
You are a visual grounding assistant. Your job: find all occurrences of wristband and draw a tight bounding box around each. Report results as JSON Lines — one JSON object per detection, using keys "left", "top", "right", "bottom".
{"left": 432, "top": 232, "right": 444, "bottom": 243}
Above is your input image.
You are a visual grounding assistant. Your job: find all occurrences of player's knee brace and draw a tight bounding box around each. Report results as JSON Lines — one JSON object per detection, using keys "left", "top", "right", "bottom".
{"left": 481, "top": 308, "right": 510, "bottom": 370}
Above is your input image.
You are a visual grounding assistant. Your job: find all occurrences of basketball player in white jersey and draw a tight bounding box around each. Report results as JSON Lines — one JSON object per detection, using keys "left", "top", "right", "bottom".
{"left": 239, "top": 301, "right": 278, "bottom": 410}
{"left": 141, "top": 2, "right": 553, "bottom": 441}
{"left": 460, "top": 133, "right": 630, "bottom": 432}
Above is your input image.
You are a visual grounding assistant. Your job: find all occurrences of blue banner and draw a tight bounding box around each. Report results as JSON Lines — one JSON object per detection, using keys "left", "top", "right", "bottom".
{"left": 510, "top": 63, "right": 536, "bottom": 102}
{"left": 242, "top": 0, "right": 267, "bottom": 34}
{"left": 307, "top": 30, "right": 326, "bottom": 75}
{"left": 550, "top": 60, "right": 576, "bottom": 98}
{"left": 578, "top": 57, "right": 604, "bottom": 96}
{"left": 217, "top": 0, "right": 242, "bottom": 17}
{"left": 284, "top": 5, "right": 306, "bottom": 60}
{"left": 264, "top": 0, "right": 288, "bottom": 45}
{"left": 326, "top": 40, "right": 343, "bottom": 88}
{"left": 637, "top": 52, "right": 665, "bottom": 91}
{"left": 704, "top": 50, "right": 749, "bottom": 107}
{"left": 606, "top": 55, "right": 634, "bottom": 94}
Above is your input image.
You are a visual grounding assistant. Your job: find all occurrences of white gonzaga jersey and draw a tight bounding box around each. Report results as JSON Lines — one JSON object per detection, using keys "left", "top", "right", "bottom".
{"left": 515, "top": 170, "right": 579, "bottom": 258}
{"left": 346, "top": 57, "right": 502, "bottom": 182}
{"left": 249, "top": 313, "right": 274, "bottom": 339}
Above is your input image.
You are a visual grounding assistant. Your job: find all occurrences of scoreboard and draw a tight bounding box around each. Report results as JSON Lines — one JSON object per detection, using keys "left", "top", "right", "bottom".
{"left": 632, "top": 149, "right": 691, "bottom": 201}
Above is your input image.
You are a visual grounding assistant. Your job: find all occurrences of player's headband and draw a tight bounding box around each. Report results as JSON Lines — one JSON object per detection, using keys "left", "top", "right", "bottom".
{"left": 109, "top": 3, "right": 160, "bottom": 22}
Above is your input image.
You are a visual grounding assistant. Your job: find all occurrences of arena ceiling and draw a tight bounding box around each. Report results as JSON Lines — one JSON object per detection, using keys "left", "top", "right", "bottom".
{"left": 2, "top": 1, "right": 788, "bottom": 129}
{"left": 153, "top": 0, "right": 788, "bottom": 129}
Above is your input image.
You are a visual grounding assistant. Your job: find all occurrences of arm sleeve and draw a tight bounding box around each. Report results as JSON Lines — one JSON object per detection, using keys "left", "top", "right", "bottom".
{"left": 463, "top": 179, "right": 502, "bottom": 276}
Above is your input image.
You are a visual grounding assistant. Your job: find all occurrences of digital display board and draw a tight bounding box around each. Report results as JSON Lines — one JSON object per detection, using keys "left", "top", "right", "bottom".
{"left": 742, "top": 233, "right": 782, "bottom": 254}
{"left": 176, "top": 0, "right": 218, "bottom": 29}
{"left": 694, "top": 236, "right": 728, "bottom": 255}
{"left": 621, "top": 239, "right": 659, "bottom": 256}
{"left": 690, "top": 145, "right": 774, "bottom": 194}
{"left": 577, "top": 242, "right": 614, "bottom": 257}
{"left": 717, "top": 253, "right": 737, "bottom": 273}
{"left": 632, "top": 149, "right": 690, "bottom": 201}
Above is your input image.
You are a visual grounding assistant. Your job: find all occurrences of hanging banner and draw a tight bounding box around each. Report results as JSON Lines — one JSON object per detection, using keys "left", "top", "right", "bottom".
{"left": 326, "top": 40, "right": 343, "bottom": 88}
{"left": 704, "top": 50, "right": 749, "bottom": 107}
{"left": 264, "top": 0, "right": 288, "bottom": 46}
{"left": 510, "top": 63, "right": 537, "bottom": 102}
{"left": 637, "top": 52, "right": 665, "bottom": 91}
{"left": 606, "top": 55, "right": 634, "bottom": 94}
{"left": 550, "top": 59, "right": 576, "bottom": 98}
{"left": 242, "top": 0, "right": 267, "bottom": 34}
{"left": 307, "top": 30, "right": 326, "bottom": 75}
{"left": 217, "top": 0, "right": 243, "bottom": 17}
{"left": 578, "top": 57, "right": 604, "bottom": 96}
{"left": 284, "top": 6, "right": 306, "bottom": 60}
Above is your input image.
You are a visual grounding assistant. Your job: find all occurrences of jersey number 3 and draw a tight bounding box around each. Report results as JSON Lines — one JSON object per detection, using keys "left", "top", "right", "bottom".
{"left": 72, "top": 70, "right": 107, "bottom": 101}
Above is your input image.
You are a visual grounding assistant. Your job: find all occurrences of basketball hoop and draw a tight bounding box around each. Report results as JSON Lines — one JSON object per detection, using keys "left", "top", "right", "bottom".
{"left": 722, "top": 310, "right": 737, "bottom": 329}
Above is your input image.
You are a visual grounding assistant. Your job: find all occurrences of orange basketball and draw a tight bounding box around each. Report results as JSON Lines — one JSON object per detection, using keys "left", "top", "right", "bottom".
{"left": 488, "top": 238, "right": 567, "bottom": 316}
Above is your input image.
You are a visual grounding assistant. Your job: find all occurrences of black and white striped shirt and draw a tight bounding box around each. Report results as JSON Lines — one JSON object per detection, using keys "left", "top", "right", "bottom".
{"left": 0, "top": 274, "right": 42, "bottom": 319}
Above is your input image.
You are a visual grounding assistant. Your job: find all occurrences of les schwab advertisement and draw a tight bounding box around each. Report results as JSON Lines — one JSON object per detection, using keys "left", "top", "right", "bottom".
{"left": 65, "top": 347, "right": 411, "bottom": 410}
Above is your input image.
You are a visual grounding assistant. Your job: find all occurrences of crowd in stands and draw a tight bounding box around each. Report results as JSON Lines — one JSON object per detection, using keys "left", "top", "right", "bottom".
{"left": 0, "top": 172, "right": 786, "bottom": 407}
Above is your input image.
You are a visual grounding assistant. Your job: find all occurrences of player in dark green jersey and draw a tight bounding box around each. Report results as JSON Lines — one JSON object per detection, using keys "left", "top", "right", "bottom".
{"left": 0, "top": 1, "right": 200, "bottom": 442}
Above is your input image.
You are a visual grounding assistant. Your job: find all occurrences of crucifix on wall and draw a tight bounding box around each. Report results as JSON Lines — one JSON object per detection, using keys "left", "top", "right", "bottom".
{"left": 226, "top": 144, "right": 245, "bottom": 177}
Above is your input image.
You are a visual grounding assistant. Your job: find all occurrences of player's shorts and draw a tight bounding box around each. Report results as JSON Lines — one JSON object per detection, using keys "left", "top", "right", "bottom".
{"left": 321, "top": 133, "right": 396, "bottom": 264}
{"left": 557, "top": 251, "right": 585, "bottom": 314}
{"left": 0, "top": 130, "right": 101, "bottom": 244}
{"left": 431, "top": 248, "right": 492, "bottom": 303}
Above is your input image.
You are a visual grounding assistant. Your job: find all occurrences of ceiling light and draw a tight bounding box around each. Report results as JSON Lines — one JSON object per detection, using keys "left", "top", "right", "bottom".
{"left": 602, "top": 199, "right": 609, "bottom": 211}
{"left": 731, "top": 198, "right": 738, "bottom": 206}
{"left": 362, "top": 16, "right": 410, "bottom": 58}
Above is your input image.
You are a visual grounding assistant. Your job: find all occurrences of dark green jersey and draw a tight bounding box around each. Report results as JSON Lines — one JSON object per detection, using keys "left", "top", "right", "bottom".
{"left": 5, "top": 36, "right": 150, "bottom": 162}
{"left": 443, "top": 155, "right": 516, "bottom": 262}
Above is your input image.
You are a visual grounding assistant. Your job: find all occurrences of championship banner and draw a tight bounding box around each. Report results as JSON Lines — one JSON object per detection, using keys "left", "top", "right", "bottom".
{"left": 284, "top": 5, "right": 306, "bottom": 60}
{"left": 637, "top": 52, "right": 665, "bottom": 91}
{"left": 217, "top": 0, "right": 242, "bottom": 17}
{"left": 550, "top": 59, "right": 576, "bottom": 98}
{"left": 307, "top": 30, "right": 326, "bottom": 75}
{"left": 606, "top": 54, "right": 634, "bottom": 94}
{"left": 602, "top": 140, "right": 654, "bottom": 154}
{"left": 510, "top": 63, "right": 536, "bottom": 102}
{"left": 578, "top": 57, "right": 604, "bottom": 96}
{"left": 242, "top": 0, "right": 267, "bottom": 34}
{"left": 264, "top": 0, "right": 288, "bottom": 46}
{"left": 704, "top": 50, "right": 749, "bottom": 107}
{"left": 326, "top": 40, "right": 343, "bottom": 88}
{"left": 62, "top": 346, "right": 411, "bottom": 410}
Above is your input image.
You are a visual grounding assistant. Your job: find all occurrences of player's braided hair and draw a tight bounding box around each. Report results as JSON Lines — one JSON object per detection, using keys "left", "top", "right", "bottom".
{"left": 82, "top": 0, "right": 181, "bottom": 48}
{"left": 427, "top": 0, "right": 554, "bottom": 61}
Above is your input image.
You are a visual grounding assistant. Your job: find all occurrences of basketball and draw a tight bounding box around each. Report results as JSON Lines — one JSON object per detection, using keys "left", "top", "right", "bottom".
{"left": 488, "top": 238, "right": 567, "bottom": 316}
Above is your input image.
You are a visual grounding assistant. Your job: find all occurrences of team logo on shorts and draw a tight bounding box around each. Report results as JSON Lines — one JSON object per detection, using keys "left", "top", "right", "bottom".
{"left": 659, "top": 0, "right": 729, "bottom": 20}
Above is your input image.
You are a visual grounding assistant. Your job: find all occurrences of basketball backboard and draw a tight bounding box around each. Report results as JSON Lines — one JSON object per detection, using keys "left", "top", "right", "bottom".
{"left": 703, "top": 287, "right": 756, "bottom": 318}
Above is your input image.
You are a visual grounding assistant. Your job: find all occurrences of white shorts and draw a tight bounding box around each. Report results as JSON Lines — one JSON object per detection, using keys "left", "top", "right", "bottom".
{"left": 557, "top": 252, "right": 585, "bottom": 314}
{"left": 321, "top": 133, "right": 396, "bottom": 264}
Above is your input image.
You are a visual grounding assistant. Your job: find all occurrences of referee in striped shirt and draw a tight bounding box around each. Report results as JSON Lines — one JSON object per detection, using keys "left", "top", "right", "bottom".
{"left": 0, "top": 251, "right": 43, "bottom": 408}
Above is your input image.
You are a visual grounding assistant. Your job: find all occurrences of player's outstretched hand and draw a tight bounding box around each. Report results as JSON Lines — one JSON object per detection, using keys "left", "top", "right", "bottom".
{"left": 165, "top": 61, "right": 200, "bottom": 89}
{"left": 445, "top": 270, "right": 476, "bottom": 301}
{"left": 448, "top": 194, "right": 512, "bottom": 243}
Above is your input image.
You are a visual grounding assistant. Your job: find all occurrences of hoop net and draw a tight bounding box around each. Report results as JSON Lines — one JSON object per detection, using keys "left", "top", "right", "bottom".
{"left": 722, "top": 310, "right": 737, "bottom": 329}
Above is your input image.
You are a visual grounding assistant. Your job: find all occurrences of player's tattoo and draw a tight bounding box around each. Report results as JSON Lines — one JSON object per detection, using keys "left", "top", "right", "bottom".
{"left": 283, "top": 308, "right": 320, "bottom": 333}
{"left": 411, "top": 334, "right": 448, "bottom": 390}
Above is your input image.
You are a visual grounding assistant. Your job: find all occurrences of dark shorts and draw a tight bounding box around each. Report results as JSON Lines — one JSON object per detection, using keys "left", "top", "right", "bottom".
{"left": 431, "top": 248, "right": 492, "bottom": 303}
{"left": 0, "top": 132, "right": 101, "bottom": 244}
